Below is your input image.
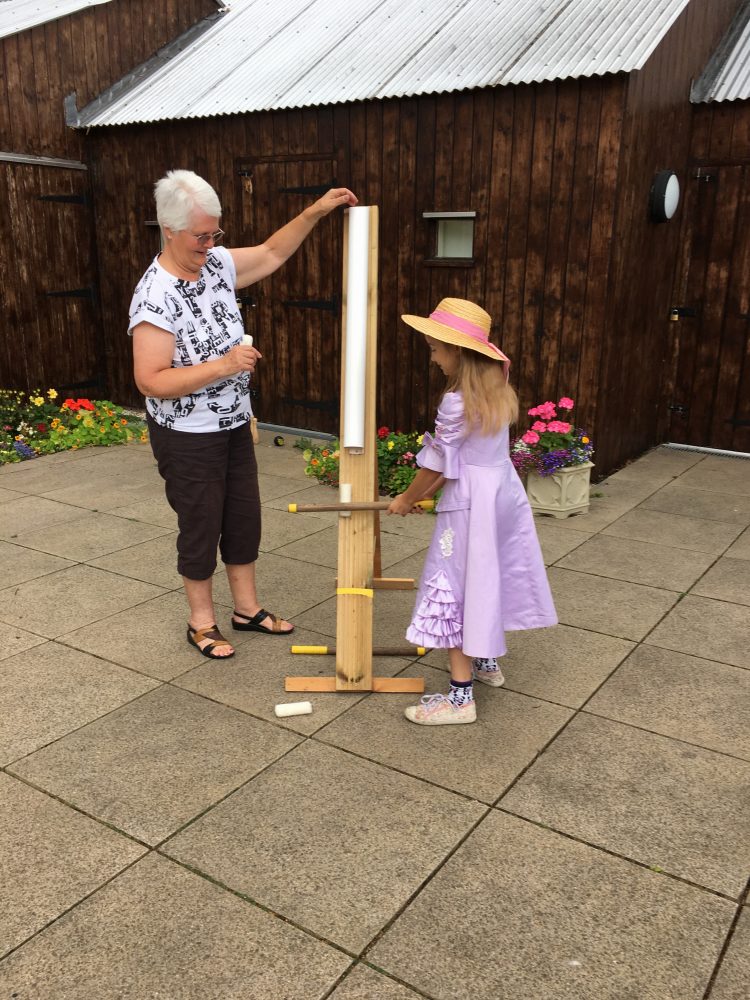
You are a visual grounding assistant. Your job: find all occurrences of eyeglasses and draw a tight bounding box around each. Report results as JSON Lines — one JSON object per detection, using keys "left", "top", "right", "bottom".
{"left": 189, "top": 228, "right": 224, "bottom": 246}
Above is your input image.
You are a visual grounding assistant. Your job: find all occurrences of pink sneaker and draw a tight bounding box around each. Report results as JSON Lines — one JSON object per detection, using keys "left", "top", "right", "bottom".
{"left": 472, "top": 658, "right": 505, "bottom": 688}
{"left": 404, "top": 693, "right": 476, "bottom": 725}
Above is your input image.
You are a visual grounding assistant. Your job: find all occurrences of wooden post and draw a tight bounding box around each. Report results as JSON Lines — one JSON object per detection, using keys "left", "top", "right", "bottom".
{"left": 284, "top": 206, "right": 423, "bottom": 696}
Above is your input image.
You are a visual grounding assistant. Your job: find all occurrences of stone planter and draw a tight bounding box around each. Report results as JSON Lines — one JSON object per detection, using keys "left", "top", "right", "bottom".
{"left": 526, "top": 461, "right": 593, "bottom": 518}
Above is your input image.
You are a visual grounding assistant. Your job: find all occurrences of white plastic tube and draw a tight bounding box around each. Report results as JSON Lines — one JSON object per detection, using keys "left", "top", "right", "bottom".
{"left": 274, "top": 701, "right": 313, "bottom": 718}
{"left": 342, "top": 207, "right": 369, "bottom": 449}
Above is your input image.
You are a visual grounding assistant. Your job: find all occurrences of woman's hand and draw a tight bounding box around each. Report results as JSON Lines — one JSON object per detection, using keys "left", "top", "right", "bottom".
{"left": 221, "top": 342, "right": 262, "bottom": 377}
{"left": 310, "top": 188, "right": 358, "bottom": 220}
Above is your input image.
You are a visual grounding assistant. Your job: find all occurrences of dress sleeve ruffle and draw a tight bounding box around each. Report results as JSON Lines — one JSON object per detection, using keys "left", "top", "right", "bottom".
{"left": 415, "top": 392, "right": 464, "bottom": 479}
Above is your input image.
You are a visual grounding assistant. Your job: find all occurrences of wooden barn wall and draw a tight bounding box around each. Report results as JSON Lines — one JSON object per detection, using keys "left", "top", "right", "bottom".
{"left": 89, "top": 77, "right": 628, "bottom": 462}
{"left": 0, "top": 0, "right": 218, "bottom": 392}
{"left": 0, "top": 0, "right": 217, "bottom": 159}
{"left": 665, "top": 98, "right": 750, "bottom": 453}
{"left": 596, "top": 0, "right": 741, "bottom": 470}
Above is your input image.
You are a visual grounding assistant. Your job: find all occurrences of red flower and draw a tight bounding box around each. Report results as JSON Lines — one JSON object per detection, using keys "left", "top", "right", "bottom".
{"left": 62, "top": 398, "right": 80, "bottom": 411}
{"left": 36, "top": 423, "right": 47, "bottom": 433}
{"left": 78, "top": 399, "right": 95, "bottom": 411}
{"left": 377, "top": 426, "right": 390, "bottom": 439}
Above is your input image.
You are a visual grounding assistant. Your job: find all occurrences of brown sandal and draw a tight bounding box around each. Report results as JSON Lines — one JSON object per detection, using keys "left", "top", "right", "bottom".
{"left": 187, "top": 624, "right": 235, "bottom": 659}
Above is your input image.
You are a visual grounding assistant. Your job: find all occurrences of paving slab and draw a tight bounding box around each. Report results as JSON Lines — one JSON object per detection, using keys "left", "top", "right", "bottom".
{"left": 638, "top": 482, "right": 750, "bottom": 525}
{"left": 210, "top": 549, "right": 338, "bottom": 620}
{"left": 273, "top": 522, "right": 428, "bottom": 570}
{"left": 317, "top": 665, "right": 572, "bottom": 802}
{"left": 293, "top": 588, "right": 420, "bottom": 647}
{"left": 164, "top": 740, "right": 486, "bottom": 952}
{"left": 601, "top": 508, "right": 743, "bottom": 555}
{"left": 257, "top": 470, "right": 314, "bottom": 502}
{"left": 710, "top": 907, "right": 750, "bottom": 1000}
{"left": 0, "top": 852, "right": 350, "bottom": 999}
{"left": 532, "top": 479, "right": 652, "bottom": 534}
{"left": 0, "top": 772, "right": 145, "bottom": 958}
{"left": 586, "top": 644, "right": 750, "bottom": 760}
{"left": 0, "top": 538, "right": 73, "bottom": 587}
{"left": 676, "top": 456, "right": 750, "bottom": 496}
{"left": 0, "top": 486, "right": 23, "bottom": 503}
{"left": 56, "top": 590, "right": 228, "bottom": 680}
{"left": 39, "top": 475, "right": 165, "bottom": 512}
{"left": 533, "top": 520, "right": 593, "bottom": 564}
{"left": 257, "top": 503, "right": 332, "bottom": 552}
{"left": 556, "top": 533, "right": 715, "bottom": 590}
{"left": 329, "top": 965, "right": 424, "bottom": 999}
{"left": 11, "top": 510, "right": 172, "bottom": 562}
{"left": 175, "top": 625, "right": 409, "bottom": 734}
{"left": 725, "top": 526, "right": 750, "bottom": 560}
{"left": 437, "top": 623, "right": 633, "bottom": 709}
{"left": 547, "top": 567, "right": 679, "bottom": 640}
{"left": 646, "top": 595, "right": 750, "bottom": 670}
{"left": 9, "top": 685, "right": 300, "bottom": 845}
{"left": 370, "top": 810, "right": 733, "bottom": 1000}
{"left": 501, "top": 713, "right": 750, "bottom": 896}
{"left": 0, "top": 623, "right": 47, "bottom": 662}
{"left": 691, "top": 556, "right": 750, "bottom": 606}
{"left": 0, "top": 640, "right": 159, "bottom": 765}
{"left": 0, "top": 495, "right": 89, "bottom": 539}
{"left": 0, "top": 563, "right": 166, "bottom": 639}
{"left": 86, "top": 530, "right": 183, "bottom": 589}
{"left": 106, "top": 494, "right": 178, "bottom": 529}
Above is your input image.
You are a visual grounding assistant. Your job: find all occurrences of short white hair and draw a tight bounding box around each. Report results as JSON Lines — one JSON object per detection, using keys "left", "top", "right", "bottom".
{"left": 154, "top": 169, "right": 222, "bottom": 232}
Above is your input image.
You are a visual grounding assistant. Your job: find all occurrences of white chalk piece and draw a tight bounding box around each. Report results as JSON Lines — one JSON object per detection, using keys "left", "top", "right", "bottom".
{"left": 274, "top": 701, "right": 313, "bottom": 718}
{"left": 242, "top": 334, "right": 253, "bottom": 347}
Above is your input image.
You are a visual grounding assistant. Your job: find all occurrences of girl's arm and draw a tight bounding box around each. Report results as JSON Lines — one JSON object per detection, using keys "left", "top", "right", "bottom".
{"left": 387, "top": 467, "right": 444, "bottom": 516}
{"left": 132, "top": 322, "right": 260, "bottom": 398}
{"left": 229, "top": 188, "right": 357, "bottom": 290}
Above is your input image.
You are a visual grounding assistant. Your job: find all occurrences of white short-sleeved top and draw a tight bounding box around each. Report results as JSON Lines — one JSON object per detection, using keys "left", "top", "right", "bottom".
{"left": 128, "top": 246, "right": 251, "bottom": 433}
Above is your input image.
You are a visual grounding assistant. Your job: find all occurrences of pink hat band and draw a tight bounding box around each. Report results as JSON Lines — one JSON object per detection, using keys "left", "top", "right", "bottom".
{"left": 429, "top": 309, "right": 509, "bottom": 364}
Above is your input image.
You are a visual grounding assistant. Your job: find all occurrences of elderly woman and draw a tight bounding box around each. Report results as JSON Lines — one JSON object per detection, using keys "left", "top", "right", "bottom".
{"left": 130, "top": 169, "right": 357, "bottom": 659}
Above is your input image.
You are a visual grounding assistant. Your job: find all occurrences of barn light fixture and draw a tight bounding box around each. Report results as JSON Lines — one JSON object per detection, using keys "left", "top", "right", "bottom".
{"left": 649, "top": 170, "right": 681, "bottom": 223}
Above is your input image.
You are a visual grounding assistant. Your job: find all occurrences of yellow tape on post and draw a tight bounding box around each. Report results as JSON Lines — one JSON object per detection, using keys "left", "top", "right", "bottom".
{"left": 336, "top": 587, "right": 374, "bottom": 598}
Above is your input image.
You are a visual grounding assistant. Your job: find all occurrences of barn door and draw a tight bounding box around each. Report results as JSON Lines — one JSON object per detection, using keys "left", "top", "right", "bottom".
{"left": 667, "top": 164, "right": 750, "bottom": 452}
{"left": 236, "top": 156, "right": 341, "bottom": 433}
{"left": 0, "top": 162, "right": 104, "bottom": 393}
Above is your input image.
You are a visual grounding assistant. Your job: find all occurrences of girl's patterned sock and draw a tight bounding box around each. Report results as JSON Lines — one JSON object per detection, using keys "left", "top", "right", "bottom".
{"left": 473, "top": 657, "right": 500, "bottom": 673}
{"left": 448, "top": 678, "right": 474, "bottom": 707}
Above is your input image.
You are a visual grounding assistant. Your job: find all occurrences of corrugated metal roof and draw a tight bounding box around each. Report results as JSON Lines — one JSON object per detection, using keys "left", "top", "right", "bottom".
{"left": 0, "top": 0, "right": 113, "bottom": 40}
{"left": 691, "top": 2, "right": 750, "bottom": 103}
{"left": 75, "top": 0, "right": 695, "bottom": 127}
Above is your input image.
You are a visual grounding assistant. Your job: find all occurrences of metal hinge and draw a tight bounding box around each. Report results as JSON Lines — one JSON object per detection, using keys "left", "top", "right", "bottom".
{"left": 668, "top": 404, "right": 689, "bottom": 415}
{"left": 693, "top": 168, "right": 715, "bottom": 182}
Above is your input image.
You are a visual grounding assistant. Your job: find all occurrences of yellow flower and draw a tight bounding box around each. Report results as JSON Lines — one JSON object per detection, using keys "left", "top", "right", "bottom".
{"left": 47, "top": 389, "right": 58, "bottom": 399}
{"left": 387, "top": 440, "right": 395, "bottom": 450}
{"left": 76, "top": 413, "right": 82, "bottom": 420}
{"left": 582, "top": 436, "right": 590, "bottom": 444}
{"left": 120, "top": 419, "right": 127, "bottom": 426}
{"left": 417, "top": 434, "right": 424, "bottom": 445}
{"left": 99, "top": 427, "right": 105, "bottom": 433}
{"left": 31, "top": 396, "right": 44, "bottom": 406}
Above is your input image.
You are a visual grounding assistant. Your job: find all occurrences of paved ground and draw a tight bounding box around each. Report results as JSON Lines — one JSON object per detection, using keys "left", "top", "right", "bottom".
{"left": 0, "top": 434, "right": 748, "bottom": 999}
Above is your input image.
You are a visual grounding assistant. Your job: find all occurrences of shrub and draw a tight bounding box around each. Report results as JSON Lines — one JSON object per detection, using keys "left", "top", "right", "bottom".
{"left": 298, "top": 425, "right": 425, "bottom": 496}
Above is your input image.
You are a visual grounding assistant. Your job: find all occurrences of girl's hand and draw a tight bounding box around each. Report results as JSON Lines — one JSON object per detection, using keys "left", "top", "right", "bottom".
{"left": 223, "top": 342, "right": 262, "bottom": 376}
{"left": 311, "top": 188, "right": 358, "bottom": 219}
{"left": 387, "top": 494, "right": 420, "bottom": 517}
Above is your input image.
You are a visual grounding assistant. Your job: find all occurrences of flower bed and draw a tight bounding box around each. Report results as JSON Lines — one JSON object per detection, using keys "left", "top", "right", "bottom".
{"left": 298, "top": 425, "right": 425, "bottom": 495}
{"left": 511, "top": 397, "right": 594, "bottom": 477}
{"left": 0, "top": 388, "right": 147, "bottom": 465}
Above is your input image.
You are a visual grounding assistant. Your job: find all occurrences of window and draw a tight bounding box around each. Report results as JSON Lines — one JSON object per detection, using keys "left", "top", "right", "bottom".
{"left": 424, "top": 211, "right": 475, "bottom": 263}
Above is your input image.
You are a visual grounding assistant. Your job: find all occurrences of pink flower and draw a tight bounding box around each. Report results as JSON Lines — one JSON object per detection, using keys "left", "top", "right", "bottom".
{"left": 546, "top": 420, "right": 571, "bottom": 433}
{"left": 522, "top": 430, "right": 540, "bottom": 445}
{"left": 558, "top": 397, "right": 575, "bottom": 410}
{"left": 531, "top": 421, "right": 547, "bottom": 432}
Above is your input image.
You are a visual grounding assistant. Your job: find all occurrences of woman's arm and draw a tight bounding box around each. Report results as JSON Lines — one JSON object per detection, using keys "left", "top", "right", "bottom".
{"left": 132, "top": 322, "right": 260, "bottom": 398}
{"left": 229, "top": 187, "right": 357, "bottom": 290}
{"left": 387, "top": 467, "right": 445, "bottom": 516}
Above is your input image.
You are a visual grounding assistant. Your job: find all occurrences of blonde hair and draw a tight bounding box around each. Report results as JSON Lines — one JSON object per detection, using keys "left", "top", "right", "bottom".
{"left": 446, "top": 348, "right": 518, "bottom": 434}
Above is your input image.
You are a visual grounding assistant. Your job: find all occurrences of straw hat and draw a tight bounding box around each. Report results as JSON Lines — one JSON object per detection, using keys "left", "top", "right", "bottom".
{"left": 401, "top": 298, "right": 510, "bottom": 366}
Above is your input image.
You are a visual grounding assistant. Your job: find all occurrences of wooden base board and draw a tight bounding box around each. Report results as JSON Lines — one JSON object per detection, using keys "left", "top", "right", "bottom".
{"left": 285, "top": 676, "right": 425, "bottom": 693}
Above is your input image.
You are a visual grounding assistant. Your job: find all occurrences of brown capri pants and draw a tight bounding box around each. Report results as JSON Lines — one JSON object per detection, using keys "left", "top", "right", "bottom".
{"left": 147, "top": 414, "right": 261, "bottom": 580}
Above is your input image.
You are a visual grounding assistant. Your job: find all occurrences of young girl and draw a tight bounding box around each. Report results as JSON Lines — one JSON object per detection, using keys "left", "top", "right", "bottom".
{"left": 388, "top": 298, "right": 557, "bottom": 725}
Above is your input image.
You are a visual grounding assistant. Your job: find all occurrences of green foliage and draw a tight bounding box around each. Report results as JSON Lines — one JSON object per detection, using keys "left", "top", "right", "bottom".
{"left": 298, "top": 425, "right": 425, "bottom": 496}
{"left": 0, "top": 388, "right": 146, "bottom": 464}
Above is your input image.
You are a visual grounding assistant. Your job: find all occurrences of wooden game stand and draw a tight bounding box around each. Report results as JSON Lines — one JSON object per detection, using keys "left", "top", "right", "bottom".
{"left": 284, "top": 205, "right": 425, "bottom": 695}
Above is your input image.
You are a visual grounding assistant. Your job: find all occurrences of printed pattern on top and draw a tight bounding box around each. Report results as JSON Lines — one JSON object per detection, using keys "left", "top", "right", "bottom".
{"left": 128, "top": 247, "right": 251, "bottom": 433}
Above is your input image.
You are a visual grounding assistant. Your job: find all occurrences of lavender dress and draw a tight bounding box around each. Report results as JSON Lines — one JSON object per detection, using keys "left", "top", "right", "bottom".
{"left": 406, "top": 391, "right": 557, "bottom": 658}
